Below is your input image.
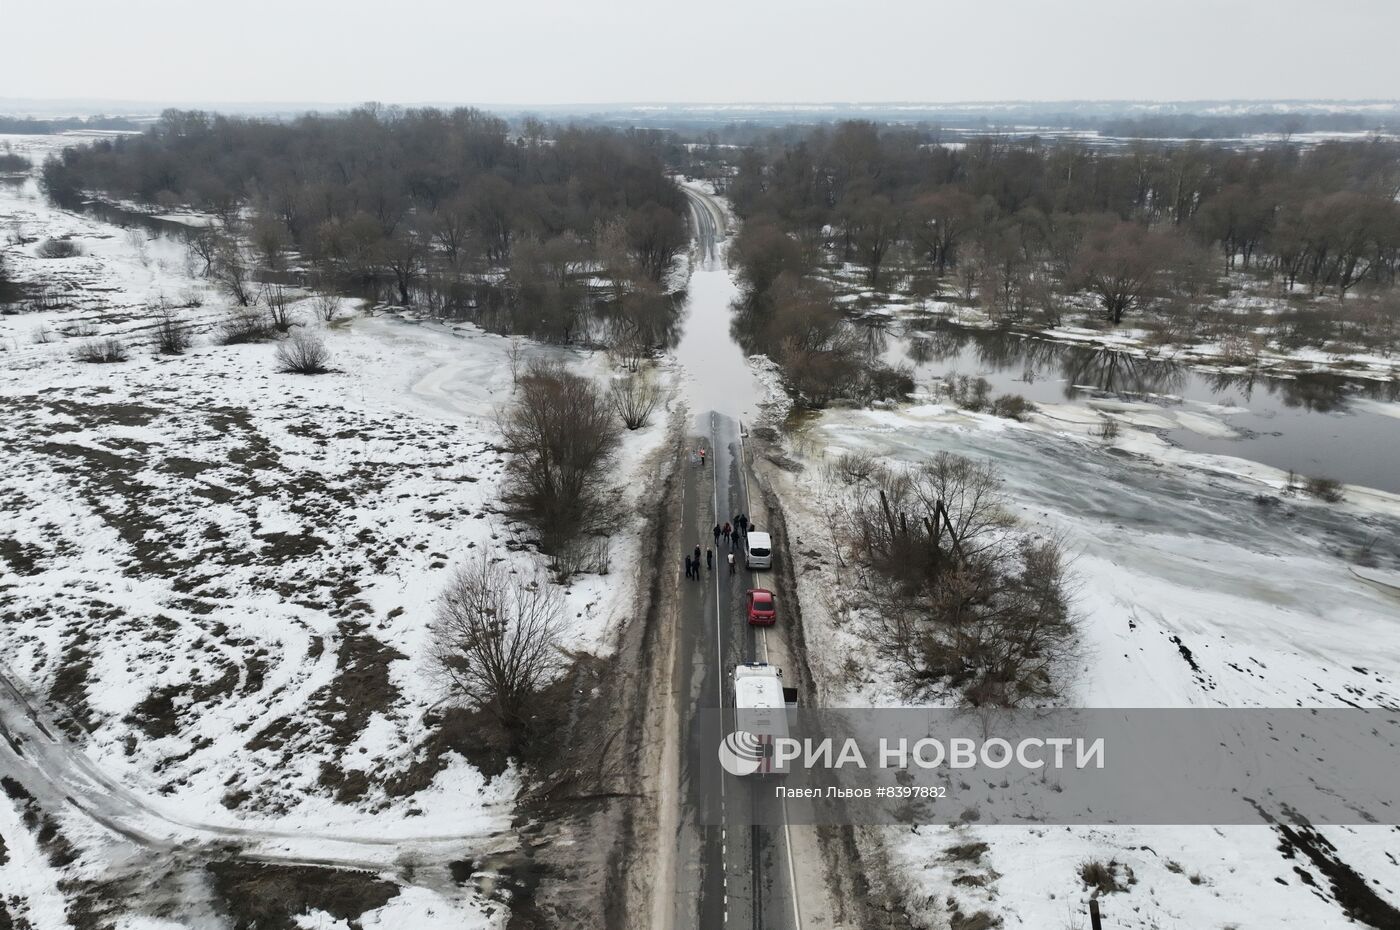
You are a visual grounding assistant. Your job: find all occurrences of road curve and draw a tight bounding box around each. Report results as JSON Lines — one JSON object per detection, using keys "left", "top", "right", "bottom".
{"left": 682, "top": 184, "right": 728, "bottom": 266}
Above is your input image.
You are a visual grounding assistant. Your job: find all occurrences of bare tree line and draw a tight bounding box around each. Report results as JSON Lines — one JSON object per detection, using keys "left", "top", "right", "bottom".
{"left": 721, "top": 123, "right": 1400, "bottom": 389}
{"left": 42, "top": 107, "right": 690, "bottom": 345}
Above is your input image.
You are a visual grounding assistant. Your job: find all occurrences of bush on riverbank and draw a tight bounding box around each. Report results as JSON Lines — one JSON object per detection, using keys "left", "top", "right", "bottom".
{"left": 831, "top": 451, "right": 1078, "bottom": 706}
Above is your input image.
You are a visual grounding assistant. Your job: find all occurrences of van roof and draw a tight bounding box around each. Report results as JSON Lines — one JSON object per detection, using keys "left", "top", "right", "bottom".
{"left": 735, "top": 673, "right": 784, "bottom": 708}
{"left": 747, "top": 531, "right": 771, "bottom": 546}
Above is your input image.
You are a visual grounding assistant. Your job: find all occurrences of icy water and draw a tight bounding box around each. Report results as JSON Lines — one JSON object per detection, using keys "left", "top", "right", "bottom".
{"left": 671, "top": 263, "right": 768, "bottom": 424}
{"left": 875, "top": 323, "right": 1400, "bottom": 494}
{"left": 671, "top": 185, "right": 769, "bottom": 425}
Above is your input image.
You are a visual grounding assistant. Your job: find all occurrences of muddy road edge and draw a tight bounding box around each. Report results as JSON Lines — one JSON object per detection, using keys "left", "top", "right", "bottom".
{"left": 514, "top": 404, "right": 688, "bottom": 929}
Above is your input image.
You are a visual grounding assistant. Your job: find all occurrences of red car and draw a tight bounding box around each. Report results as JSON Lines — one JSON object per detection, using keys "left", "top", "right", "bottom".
{"left": 746, "top": 588, "right": 776, "bottom": 626}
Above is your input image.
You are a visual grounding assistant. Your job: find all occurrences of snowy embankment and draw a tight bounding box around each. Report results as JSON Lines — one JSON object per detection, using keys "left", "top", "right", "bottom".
{"left": 759, "top": 384, "right": 1400, "bottom": 927}
{"left": 0, "top": 136, "right": 671, "bottom": 928}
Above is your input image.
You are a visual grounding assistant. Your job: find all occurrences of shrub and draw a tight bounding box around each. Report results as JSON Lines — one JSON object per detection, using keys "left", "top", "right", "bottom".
{"left": 220, "top": 306, "right": 276, "bottom": 344}
{"left": 75, "top": 337, "right": 128, "bottom": 363}
{"left": 275, "top": 331, "right": 331, "bottom": 374}
{"left": 155, "top": 305, "right": 191, "bottom": 355}
{"left": 1079, "top": 859, "right": 1133, "bottom": 895}
{"left": 36, "top": 238, "right": 84, "bottom": 259}
{"left": 30, "top": 324, "right": 54, "bottom": 345}
{"left": 860, "top": 362, "right": 915, "bottom": 403}
{"left": 989, "top": 393, "right": 1035, "bottom": 420}
{"left": 0, "top": 151, "right": 31, "bottom": 173}
{"left": 1305, "top": 475, "right": 1344, "bottom": 503}
{"left": 833, "top": 452, "right": 883, "bottom": 486}
{"left": 311, "top": 290, "right": 343, "bottom": 322}
{"left": 843, "top": 453, "right": 1076, "bottom": 706}
{"left": 946, "top": 374, "right": 993, "bottom": 411}
{"left": 1097, "top": 417, "right": 1120, "bottom": 441}
{"left": 609, "top": 372, "right": 660, "bottom": 430}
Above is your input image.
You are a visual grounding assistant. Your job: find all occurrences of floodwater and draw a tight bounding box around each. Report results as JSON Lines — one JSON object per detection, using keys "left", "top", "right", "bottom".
{"left": 671, "top": 186, "right": 769, "bottom": 426}
{"left": 671, "top": 263, "right": 768, "bottom": 424}
{"left": 872, "top": 322, "right": 1400, "bottom": 494}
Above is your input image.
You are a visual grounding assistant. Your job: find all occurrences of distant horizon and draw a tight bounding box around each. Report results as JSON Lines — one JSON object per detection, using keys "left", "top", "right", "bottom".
{"left": 4, "top": 96, "right": 1400, "bottom": 119}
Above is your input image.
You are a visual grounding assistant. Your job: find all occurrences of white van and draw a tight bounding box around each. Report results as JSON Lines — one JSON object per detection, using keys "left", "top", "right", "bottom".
{"left": 744, "top": 530, "right": 773, "bottom": 570}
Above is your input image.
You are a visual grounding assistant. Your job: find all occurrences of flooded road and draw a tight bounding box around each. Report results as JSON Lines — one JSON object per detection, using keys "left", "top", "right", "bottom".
{"left": 672, "top": 185, "right": 769, "bottom": 424}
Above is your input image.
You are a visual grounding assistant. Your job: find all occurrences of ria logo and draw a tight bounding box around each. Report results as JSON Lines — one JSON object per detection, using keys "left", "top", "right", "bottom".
{"left": 718, "top": 730, "right": 766, "bottom": 776}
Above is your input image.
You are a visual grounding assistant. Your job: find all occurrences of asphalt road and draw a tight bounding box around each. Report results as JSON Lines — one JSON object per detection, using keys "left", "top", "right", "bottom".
{"left": 684, "top": 185, "right": 727, "bottom": 266}
{"left": 669, "top": 413, "right": 804, "bottom": 930}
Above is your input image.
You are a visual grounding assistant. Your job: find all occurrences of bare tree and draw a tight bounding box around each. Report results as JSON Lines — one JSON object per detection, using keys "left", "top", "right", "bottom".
{"left": 260, "top": 283, "right": 298, "bottom": 332}
{"left": 500, "top": 359, "right": 619, "bottom": 551}
{"left": 625, "top": 201, "right": 687, "bottom": 281}
{"left": 1071, "top": 218, "right": 1179, "bottom": 325}
{"left": 251, "top": 216, "right": 288, "bottom": 271}
{"left": 842, "top": 192, "right": 901, "bottom": 287}
{"left": 381, "top": 224, "right": 426, "bottom": 306}
{"left": 431, "top": 195, "right": 474, "bottom": 268}
{"left": 212, "top": 240, "right": 254, "bottom": 307}
{"left": 429, "top": 555, "right": 564, "bottom": 735}
{"left": 184, "top": 227, "right": 220, "bottom": 275}
{"left": 506, "top": 335, "right": 525, "bottom": 385}
{"left": 609, "top": 372, "right": 661, "bottom": 429}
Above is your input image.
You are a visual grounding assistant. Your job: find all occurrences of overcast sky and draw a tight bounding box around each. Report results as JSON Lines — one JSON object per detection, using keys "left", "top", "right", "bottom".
{"left": 3, "top": 0, "right": 1398, "bottom": 107}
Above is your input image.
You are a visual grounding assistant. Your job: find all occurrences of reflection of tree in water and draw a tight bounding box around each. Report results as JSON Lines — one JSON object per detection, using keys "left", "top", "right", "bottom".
{"left": 1058, "top": 348, "right": 1186, "bottom": 400}
{"left": 889, "top": 319, "right": 1400, "bottom": 415}
{"left": 1273, "top": 373, "right": 1350, "bottom": 413}
{"left": 902, "top": 323, "right": 970, "bottom": 366}
{"left": 729, "top": 294, "right": 763, "bottom": 356}
{"left": 1205, "top": 370, "right": 1391, "bottom": 413}
{"left": 975, "top": 332, "right": 1064, "bottom": 380}
{"left": 906, "top": 336, "right": 934, "bottom": 366}
{"left": 1203, "top": 370, "right": 1257, "bottom": 406}
{"left": 857, "top": 317, "right": 891, "bottom": 362}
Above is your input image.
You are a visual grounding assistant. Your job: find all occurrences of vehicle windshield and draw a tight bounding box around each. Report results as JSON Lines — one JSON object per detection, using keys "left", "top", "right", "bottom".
{"left": 750, "top": 547, "right": 770, "bottom": 557}
{"left": 752, "top": 595, "right": 772, "bottom": 609}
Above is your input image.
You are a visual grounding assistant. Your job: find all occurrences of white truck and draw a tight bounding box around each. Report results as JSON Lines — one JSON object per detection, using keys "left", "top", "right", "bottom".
{"left": 731, "top": 663, "right": 796, "bottom": 775}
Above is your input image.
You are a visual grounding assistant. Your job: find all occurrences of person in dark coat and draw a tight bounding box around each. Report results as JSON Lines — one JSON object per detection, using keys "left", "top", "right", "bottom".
{"left": 713, "top": 524, "right": 721, "bottom": 545}
{"left": 722, "top": 522, "right": 731, "bottom": 543}
{"left": 706, "top": 547, "right": 714, "bottom": 571}
{"left": 684, "top": 555, "right": 692, "bottom": 579}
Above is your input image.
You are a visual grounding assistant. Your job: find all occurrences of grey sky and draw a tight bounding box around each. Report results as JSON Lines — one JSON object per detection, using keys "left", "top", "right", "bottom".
{"left": 3, "top": 0, "right": 1398, "bottom": 106}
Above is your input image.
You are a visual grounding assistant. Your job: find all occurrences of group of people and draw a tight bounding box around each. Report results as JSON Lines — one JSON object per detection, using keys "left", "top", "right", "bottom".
{"left": 715, "top": 514, "right": 752, "bottom": 545}
{"left": 683, "top": 543, "right": 715, "bottom": 580}
{"left": 683, "top": 513, "right": 755, "bottom": 580}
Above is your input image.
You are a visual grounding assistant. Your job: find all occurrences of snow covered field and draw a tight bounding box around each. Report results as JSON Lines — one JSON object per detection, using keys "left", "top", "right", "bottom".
{"left": 760, "top": 383, "right": 1400, "bottom": 927}
{"left": 0, "top": 135, "right": 672, "bottom": 927}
